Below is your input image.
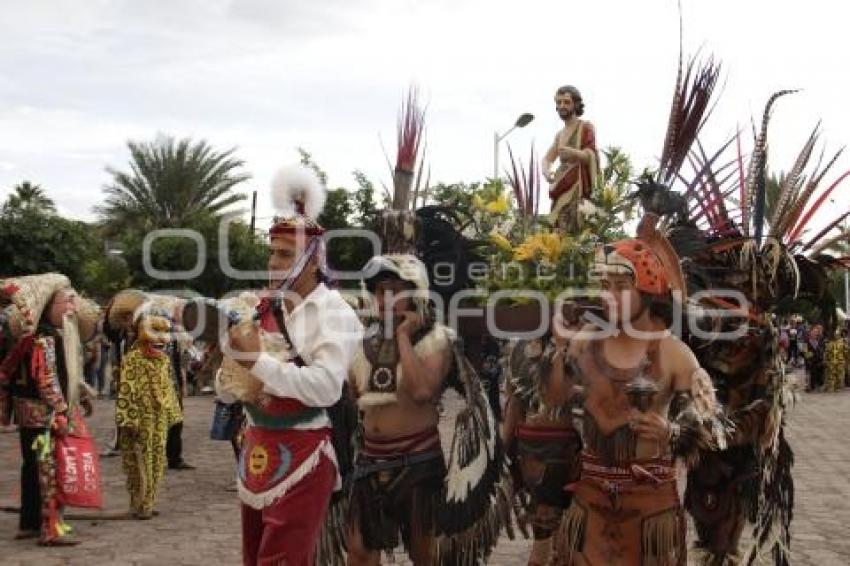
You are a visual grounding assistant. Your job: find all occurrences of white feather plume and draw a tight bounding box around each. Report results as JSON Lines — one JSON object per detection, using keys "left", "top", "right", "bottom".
{"left": 271, "top": 164, "right": 327, "bottom": 220}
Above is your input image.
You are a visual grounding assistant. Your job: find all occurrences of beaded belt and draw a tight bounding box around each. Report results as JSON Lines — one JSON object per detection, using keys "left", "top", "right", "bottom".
{"left": 580, "top": 452, "right": 676, "bottom": 488}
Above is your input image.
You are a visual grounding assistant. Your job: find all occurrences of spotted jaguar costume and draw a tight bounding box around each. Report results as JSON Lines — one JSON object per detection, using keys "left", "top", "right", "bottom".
{"left": 116, "top": 311, "right": 182, "bottom": 519}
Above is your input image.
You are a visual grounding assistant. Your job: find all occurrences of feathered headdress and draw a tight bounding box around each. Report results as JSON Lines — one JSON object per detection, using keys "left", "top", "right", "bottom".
{"left": 665, "top": 84, "right": 850, "bottom": 566}
{"left": 269, "top": 164, "right": 327, "bottom": 238}
{"left": 365, "top": 87, "right": 431, "bottom": 304}
{"left": 624, "top": 36, "right": 721, "bottom": 305}
{"left": 672, "top": 88, "right": 850, "bottom": 311}
{"left": 373, "top": 86, "right": 428, "bottom": 257}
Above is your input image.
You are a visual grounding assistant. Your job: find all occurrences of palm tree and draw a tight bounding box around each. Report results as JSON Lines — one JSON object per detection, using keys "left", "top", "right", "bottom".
{"left": 97, "top": 136, "right": 250, "bottom": 233}
{"left": 3, "top": 181, "right": 56, "bottom": 214}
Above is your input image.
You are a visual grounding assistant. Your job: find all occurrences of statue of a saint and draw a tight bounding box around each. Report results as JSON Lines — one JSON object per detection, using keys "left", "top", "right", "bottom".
{"left": 542, "top": 85, "right": 599, "bottom": 233}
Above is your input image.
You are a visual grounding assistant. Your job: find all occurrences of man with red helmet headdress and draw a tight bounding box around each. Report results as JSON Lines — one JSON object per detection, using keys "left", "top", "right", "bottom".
{"left": 544, "top": 231, "right": 721, "bottom": 566}
{"left": 222, "top": 165, "right": 363, "bottom": 566}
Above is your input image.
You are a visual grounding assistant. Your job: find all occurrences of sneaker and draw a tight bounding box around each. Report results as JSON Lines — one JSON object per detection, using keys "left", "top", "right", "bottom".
{"left": 168, "top": 461, "right": 196, "bottom": 471}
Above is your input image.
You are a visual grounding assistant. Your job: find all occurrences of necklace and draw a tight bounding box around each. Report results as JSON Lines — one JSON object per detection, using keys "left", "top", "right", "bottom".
{"left": 590, "top": 339, "right": 649, "bottom": 383}
{"left": 363, "top": 324, "right": 401, "bottom": 394}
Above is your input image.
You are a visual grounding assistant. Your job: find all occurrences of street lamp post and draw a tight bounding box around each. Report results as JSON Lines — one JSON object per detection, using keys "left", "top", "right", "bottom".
{"left": 250, "top": 190, "right": 258, "bottom": 233}
{"left": 494, "top": 112, "right": 534, "bottom": 179}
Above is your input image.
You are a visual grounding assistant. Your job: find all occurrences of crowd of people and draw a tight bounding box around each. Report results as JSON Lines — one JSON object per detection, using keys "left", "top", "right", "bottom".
{"left": 0, "top": 279, "right": 209, "bottom": 545}
{"left": 0, "top": 163, "right": 817, "bottom": 566}
{"left": 778, "top": 319, "right": 850, "bottom": 392}
{"left": 0, "top": 162, "right": 714, "bottom": 566}
{"left": 2, "top": 68, "right": 849, "bottom": 566}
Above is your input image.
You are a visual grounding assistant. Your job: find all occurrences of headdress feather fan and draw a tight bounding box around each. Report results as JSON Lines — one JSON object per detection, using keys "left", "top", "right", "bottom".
{"left": 271, "top": 164, "right": 326, "bottom": 220}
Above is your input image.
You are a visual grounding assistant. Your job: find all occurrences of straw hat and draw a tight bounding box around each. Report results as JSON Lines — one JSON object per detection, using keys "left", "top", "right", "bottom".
{"left": 75, "top": 297, "right": 102, "bottom": 343}
{"left": 106, "top": 290, "right": 186, "bottom": 331}
{"left": 106, "top": 289, "right": 148, "bottom": 331}
{"left": 0, "top": 273, "right": 72, "bottom": 338}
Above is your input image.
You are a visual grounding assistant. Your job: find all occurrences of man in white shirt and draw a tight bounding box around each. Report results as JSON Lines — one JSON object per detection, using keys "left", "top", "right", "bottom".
{"left": 226, "top": 166, "right": 363, "bottom": 566}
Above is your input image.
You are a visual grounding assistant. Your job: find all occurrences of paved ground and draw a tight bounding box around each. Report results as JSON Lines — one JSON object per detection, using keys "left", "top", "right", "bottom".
{"left": 1, "top": 377, "right": 849, "bottom": 565}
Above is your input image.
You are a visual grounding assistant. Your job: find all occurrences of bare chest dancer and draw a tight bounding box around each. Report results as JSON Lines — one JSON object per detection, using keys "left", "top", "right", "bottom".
{"left": 347, "top": 258, "right": 452, "bottom": 566}
{"left": 545, "top": 239, "right": 717, "bottom": 566}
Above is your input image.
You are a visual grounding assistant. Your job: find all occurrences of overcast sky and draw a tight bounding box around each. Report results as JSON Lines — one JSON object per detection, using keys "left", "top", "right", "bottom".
{"left": 1, "top": 0, "right": 848, "bottom": 232}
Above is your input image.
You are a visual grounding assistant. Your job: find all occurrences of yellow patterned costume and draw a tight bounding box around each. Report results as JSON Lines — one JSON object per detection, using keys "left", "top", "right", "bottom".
{"left": 824, "top": 334, "right": 846, "bottom": 392}
{"left": 116, "top": 339, "right": 182, "bottom": 518}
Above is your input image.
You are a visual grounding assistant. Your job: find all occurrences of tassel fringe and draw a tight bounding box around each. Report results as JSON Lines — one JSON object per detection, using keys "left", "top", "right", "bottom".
{"left": 553, "top": 502, "right": 587, "bottom": 564}
{"left": 642, "top": 509, "right": 684, "bottom": 566}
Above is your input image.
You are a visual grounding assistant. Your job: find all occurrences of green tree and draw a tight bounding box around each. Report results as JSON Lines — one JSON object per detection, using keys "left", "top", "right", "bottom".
{"left": 97, "top": 136, "right": 250, "bottom": 234}
{"left": 93, "top": 135, "right": 259, "bottom": 298}
{"left": 352, "top": 170, "right": 380, "bottom": 229}
{"left": 289, "top": 153, "right": 385, "bottom": 280}
{"left": 428, "top": 180, "right": 484, "bottom": 211}
{"left": 296, "top": 149, "right": 368, "bottom": 279}
{"left": 0, "top": 185, "right": 137, "bottom": 300}
{"left": 823, "top": 226, "right": 850, "bottom": 314}
{"left": 78, "top": 255, "right": 133, "bottom": 301}
{"left": 2, "top": 181, "right": 56, "bottom": 215}
{"left": 318, "top": 188, "right": 353, "bottom": 230}
{"left": 592, "top": 146, "right": 635, "bottom": 241}
{"left": 113, "top": 213, "right": 267, "bottom": 298}
{"left": 0, "top": 207, "right": 96, "bottom": 283}
{"left": 343, "top": 170, "right": 387, "bottom": 279}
